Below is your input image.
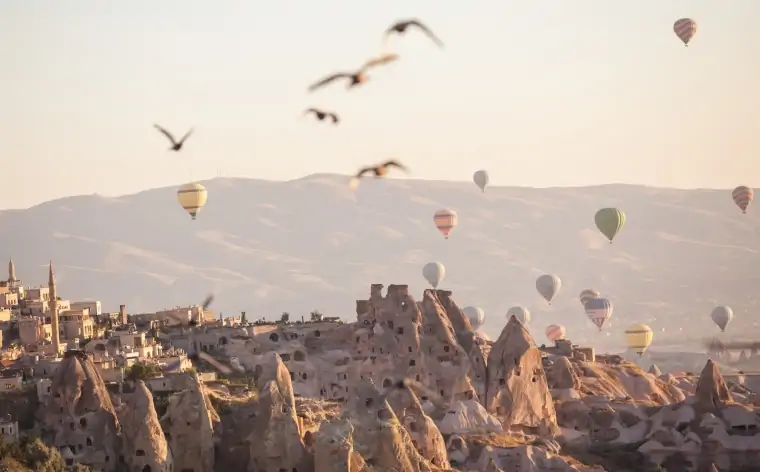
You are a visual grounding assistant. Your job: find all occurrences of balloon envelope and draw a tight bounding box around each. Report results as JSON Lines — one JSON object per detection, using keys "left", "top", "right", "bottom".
{"left": 177, "top": 183, "right": 208, "bottom": 220}
{"left": 579, "top": 289, "right": 601, "bottom": 307}
{"left": 625, "top": 323, "right": 654, "bottom": 357}
{"left": 595, "top": 208, "right": 626, "bottom": 243}
{"left": 673, "top": 18, "right": 697, "bottom": 46}
{"left": 585, "top": 297, "right": 613, "bottom": 330}
{"left": 434, "top": 209, "right": 458, "bottom": 239}
{"left": 507, "top": 306, "right": 531, "bottom": 325}
{"left": 473, "top": 170, "right": 489, "bottom": 192}
{"left": 463, "top": 306, "right": 485, "bottom": 330}
{"left": 732, "top": 186, "right": 754, "bottom": 214}
{"left": 536, "top": 274, "right": 562, "bottom": 304}
{"left": 422, "top": 262, "right": 445, "bottom": 288}
{"left": 545, "top": 324, "right": 566, "bottom": 343}
{"left": 710, "top": 305, "right": 734, "bottom": 332}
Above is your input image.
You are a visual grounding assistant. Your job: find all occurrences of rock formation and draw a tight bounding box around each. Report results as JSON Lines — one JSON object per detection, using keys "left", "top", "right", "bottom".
{"left": 486, "top": 316, "right": 559, "bottom": 436}
{"left": 695, "top": 359, "right": 733, "bottom": 412}
{"left": 117, "top": 380, "right": 172, "bottom": 471}
{"left": 161, "top": 373, "right": 218, "bottom": 472}
{"left": 43, "top": 350, "right": 122, "bottom": 471}
{"left": 247, "top": 352, "right": 309, "bottom": 472}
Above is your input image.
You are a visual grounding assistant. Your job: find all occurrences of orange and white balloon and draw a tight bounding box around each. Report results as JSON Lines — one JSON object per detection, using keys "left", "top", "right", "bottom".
{"left": 732, "top": 186, "right": 753, "bottom": 214}
{"left": 433, "top": 209, "right": 458, "bottom": 239}
{"left": 673, "top": 18, "right": 697, "bottom": 46}
{"left": 545, "top": 324, "right": 566, "bottom": 343}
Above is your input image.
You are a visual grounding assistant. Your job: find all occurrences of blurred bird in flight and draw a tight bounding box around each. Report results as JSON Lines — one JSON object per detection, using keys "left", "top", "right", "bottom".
{"left": 308, "top": 54, "right": 399, "bottom": 92}
{"left": 304, "top": 108, "right": 339, "bottom": 124}
{"left": 154, "top": 124, "right": 194, "bottom": 152}
{"left": 349, "top": 160, "right": 409, "bottom": 191}
{"left": 384, "top": 19, "right": 444, "bottom": 49}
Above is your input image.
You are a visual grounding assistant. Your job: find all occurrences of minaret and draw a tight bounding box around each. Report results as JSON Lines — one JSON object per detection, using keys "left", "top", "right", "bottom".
{"left": 49, "top": 261, "right": 60, "bottom": 354}
{"left": 8, "top": 257, "right": 16, "bottom": 283}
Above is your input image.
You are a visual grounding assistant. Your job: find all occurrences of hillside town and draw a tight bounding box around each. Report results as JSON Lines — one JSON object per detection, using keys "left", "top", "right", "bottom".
{"left": 1, "top": 264, "right": 759, "bottom": 471}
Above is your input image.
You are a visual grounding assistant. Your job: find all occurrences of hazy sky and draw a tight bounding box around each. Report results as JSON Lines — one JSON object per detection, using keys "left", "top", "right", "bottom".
{"left": 2, "top": 1, "right": 758, "bottom": 209}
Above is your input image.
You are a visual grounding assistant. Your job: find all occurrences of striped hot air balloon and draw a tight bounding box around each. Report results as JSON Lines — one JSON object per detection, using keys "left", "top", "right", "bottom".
{"left": 176, "top": 183, "right": 208, "bottom": 220}
{"left": 585, "top": 297, "right": 613, "bottom": 331}
{"left": 625, "top": 323, "right": 654, "bottom": 357}
{"left": 673, "top": 18, "right": 697, "bottom": 46}
{"left": 732, "top": 186, "right": 754, "bottom": 214}
{"left": 545, "top": 324, "right": 566, "bottom": 343}
{"left": 433, "top": 209, "right": 458, "bottom": 239}
{"left": 579, "top": 289, "right": 601, "bottom": 307}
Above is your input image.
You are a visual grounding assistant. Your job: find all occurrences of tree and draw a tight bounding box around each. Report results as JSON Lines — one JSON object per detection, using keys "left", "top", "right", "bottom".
{"left": 280, "top": 312, "right": 290, "bottom": 323}
{"left": 310, "top": 310, "right": 323, "bottom": 322}
{"left": 240, "top": 311, "right": 247, "bottom": 324}
{"left": 0, "top": 436, "right": 91, "bottom": 472}
{"left": 126, "top": 361, "right": 162, "bottom": 381}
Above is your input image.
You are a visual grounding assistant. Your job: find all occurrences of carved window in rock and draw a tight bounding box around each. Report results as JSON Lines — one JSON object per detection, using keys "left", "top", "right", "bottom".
{"left": 382, "top": 378, "right": 392, "bottom": 388}
{"left": 396, "top": 327, "right": 404, "bottom": 335}
{"left": 280, "top": 353, "right": 291, "bottom": 361}
{"left": 269, "top": 333, "right": 279, "bottom": 342}
{"left": 443, "top": 345, "right": 450, "bottom": 353}
{"left": 86, "top": 437, "right": 92, "bottom": 446}
{"left": 136, "top": 449, "right": 146, "bottom": 456}
{"left": 314, "top": 330, "right": 321, "bottom": 337}
{"left": 142, "top": 466, "right": 151, "bottom": 472}
{"left": 408, "top": 346, "right": 413, "bottom": 353}
{"left": 387, "top": 321, "right": 395, "bottom": 329}
{"left": 80, "top": 417, "right": 87, "bottom": 428}
{"left": 302, "top": 372, "right": 308, "bottom": 380}
{"left": 355, "top": 336, "right": 361, "bottom": 343}
{"left": 294, "top": 351, "right": 306, "bottom": 361}
{"left": 409, "top": 359, "right": 416, "bottom": 366}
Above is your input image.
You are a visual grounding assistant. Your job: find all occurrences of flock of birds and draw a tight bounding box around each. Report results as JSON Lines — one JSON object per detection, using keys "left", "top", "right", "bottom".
{"left": 154, "top": 16, "right": 756, "bottom": 364}
{"left": 153, "top": 19, "right": 444, "bottom": 188}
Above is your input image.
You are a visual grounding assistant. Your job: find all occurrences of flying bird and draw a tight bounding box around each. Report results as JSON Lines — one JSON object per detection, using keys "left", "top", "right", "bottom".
{"left": 154, "top": 124, "right": 194, "bottom": 151}
{"left": 384, "top": 19, "right": 444, "bottom": 48}
{"left": 304, "top": 108, "right": 339, "bottom": 124}
{"left": 308, "top": 53, "right": 399, "bottom": 92}
{"left": 202, "top": 294, "right": 214, "bottom": 310}
{"left": 349, "top": 160, "right": 409, "bottom": 191}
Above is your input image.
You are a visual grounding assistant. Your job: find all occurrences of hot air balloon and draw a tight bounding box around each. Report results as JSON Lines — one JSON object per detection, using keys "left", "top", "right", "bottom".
{"left": 536, "top": 274, "right": 561, "bottom": 305}
{"left": 625, "top": 323, "right": 654, "bottom": 357}
{"left": 463, "top": 306, "right": 485, "bottom": 330}
{"left": 434, "top": 209, "right": 458, "bottom": 239}
{"left": 422, "top": 262, "right": 445, "bottom": 289}
{"left": 579, "top": 289, "right": 601, "bottom": 307}
{"left": 585, "top": 297, "right": 613, "bottom": 331}
{"left": 473, "top": 170, "right": 489, "bottom": 193}
{"left": 673, "top": 18, "right": 697, "bottom": 46}
{"left": 732, "top": 186, "right": 754, "bottom": 214}
{"left": 507, "top": 306, "right": 531, "bottom": 325}
{"left": 545, "top": 324, "right": 566, "bottom": 343}
{"left": 594, "top": 208, "right": 626, "bottom": 243}
{"left": 710, "top": 305, "right": 733, "bottom": 332}
{"left": 176, "top": 183, "right": 208, "bottom": 220}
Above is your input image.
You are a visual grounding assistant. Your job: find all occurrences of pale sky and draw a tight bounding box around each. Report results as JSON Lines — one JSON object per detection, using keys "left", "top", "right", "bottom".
{"left": 1, "top": 1, "right": 758, "bottom": 209}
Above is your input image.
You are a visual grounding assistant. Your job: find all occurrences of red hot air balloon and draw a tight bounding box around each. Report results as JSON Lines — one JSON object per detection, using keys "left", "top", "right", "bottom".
{"left": 434, "top": 209, "right": 458, "bottom": 239}
{"left": 673, "top": 18, "right": 697, "bottom": 46}
{"left": 732, "top": 186, "right": 754, "bottom": 214}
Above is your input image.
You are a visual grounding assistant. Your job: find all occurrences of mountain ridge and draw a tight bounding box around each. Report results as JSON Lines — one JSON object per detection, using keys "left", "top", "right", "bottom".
{"left": 3, "top": 174, "right": 757, "bottom": 350}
